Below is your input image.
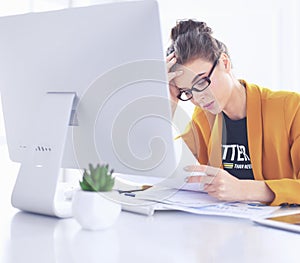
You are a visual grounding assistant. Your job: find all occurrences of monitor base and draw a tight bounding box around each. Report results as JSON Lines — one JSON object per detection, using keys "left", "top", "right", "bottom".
{"left": 11, "top": 92, "right": 77, "bottom": 218}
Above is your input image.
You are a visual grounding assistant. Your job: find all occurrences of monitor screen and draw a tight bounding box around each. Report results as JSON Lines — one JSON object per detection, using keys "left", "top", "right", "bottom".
{"left": 0, "top": 0, "right": 175, "bottom": 173}
{"left": 0, "top": 1, "right": 192, "bottom": 217}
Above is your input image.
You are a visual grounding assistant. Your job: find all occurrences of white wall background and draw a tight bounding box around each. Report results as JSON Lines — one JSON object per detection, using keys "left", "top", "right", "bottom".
{"left": 0, "top": 0, "right": 299, "bottom": 173}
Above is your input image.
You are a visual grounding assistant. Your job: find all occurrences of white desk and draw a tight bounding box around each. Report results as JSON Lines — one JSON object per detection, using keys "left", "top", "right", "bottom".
{"left": 1, "top": 205, "right": 300, "bottom": 263}
{"left": 1, "top": 145, "right": 300, "bottom": 263}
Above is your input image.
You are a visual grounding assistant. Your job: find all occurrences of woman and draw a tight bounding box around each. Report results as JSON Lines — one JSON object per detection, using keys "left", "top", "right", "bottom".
{"left": 167, "top": 19, "right": 300, "bottom": 206}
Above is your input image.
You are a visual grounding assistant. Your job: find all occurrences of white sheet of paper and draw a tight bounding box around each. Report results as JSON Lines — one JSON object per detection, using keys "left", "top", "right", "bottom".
{"left": 115, "top": 173, "right": 280, "bottom": 219}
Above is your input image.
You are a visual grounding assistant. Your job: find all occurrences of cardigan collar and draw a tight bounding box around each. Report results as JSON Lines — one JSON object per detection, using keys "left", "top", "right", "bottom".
{"left": 242, "top": 80, "right": 263, "bottom": 180}
{"left": 207, "top": 80, "right": 263, "bottom": 179}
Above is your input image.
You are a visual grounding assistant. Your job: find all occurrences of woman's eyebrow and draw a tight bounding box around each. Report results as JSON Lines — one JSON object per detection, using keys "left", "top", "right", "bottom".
{"left": 191, "top": 72, "right": 205, "bottom": 84}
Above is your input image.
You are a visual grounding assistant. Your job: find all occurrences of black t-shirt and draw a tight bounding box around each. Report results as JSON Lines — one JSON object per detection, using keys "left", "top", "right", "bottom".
{"left": 222, "top": 112, "right": 254, "bottom": 180}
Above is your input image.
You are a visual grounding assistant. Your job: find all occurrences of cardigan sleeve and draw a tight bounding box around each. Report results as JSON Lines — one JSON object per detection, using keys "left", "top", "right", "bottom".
{"left": 178, "top": 107, "right": 218, "bottom": 165}
{"left": 265, "top": 179, "right": 300, "bottom": 205}
{"left": 264, "top": 93, "right": 300, "bottom": 206}
{"left": 178, "top": 120, "right": 209, "bottom": 165}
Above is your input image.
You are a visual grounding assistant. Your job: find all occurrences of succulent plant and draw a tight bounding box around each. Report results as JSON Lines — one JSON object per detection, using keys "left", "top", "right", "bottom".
{"left": 79, "top": 163, "right": 115, "bottom": 192}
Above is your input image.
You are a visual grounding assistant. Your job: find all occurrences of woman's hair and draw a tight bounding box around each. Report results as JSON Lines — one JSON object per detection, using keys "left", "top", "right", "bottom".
{"left": 167, "top": 19, "right": 230, "bottom": 65}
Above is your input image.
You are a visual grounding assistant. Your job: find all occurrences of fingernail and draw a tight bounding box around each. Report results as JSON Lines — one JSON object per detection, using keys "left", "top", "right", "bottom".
{"left": 184, "top": 176, "right": 190, "bottom": 182}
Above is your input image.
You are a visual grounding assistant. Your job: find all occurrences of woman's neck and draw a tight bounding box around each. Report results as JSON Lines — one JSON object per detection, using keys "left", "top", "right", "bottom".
{"left": 223, "top": 80, "right": 246, "bottom": 120}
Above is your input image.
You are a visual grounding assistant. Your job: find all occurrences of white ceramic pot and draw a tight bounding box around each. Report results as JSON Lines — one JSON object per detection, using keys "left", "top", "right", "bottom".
{"left": 72, "top": 190, "right": 121, "bottom": 231}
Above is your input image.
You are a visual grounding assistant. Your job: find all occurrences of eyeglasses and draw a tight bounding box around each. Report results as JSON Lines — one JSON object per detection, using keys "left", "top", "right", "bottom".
{"left": 177, "top": 58, "right": 219, "bottom": 101}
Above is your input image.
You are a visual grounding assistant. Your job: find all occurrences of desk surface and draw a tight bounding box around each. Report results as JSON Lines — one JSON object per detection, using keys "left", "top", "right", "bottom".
{"left": 2, "top": 204, "right": 300, "bottom": 263}
{"left": 1, "top": 146, "right": 300, "bottom": 263}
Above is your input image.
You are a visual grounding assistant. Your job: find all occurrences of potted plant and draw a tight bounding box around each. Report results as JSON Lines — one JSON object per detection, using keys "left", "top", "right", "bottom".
{"left": 72, "top": 163, "right": 121, "bottom": 230}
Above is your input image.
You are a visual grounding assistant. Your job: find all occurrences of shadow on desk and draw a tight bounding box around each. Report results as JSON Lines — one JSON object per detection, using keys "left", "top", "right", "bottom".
{"left": 7, "top": 212, "right": 120, "bottom": 263}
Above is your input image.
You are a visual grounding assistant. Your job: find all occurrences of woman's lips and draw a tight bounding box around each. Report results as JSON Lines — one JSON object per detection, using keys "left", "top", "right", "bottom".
{"left": 203, "top": 101, "right": 214, "bottom": 110}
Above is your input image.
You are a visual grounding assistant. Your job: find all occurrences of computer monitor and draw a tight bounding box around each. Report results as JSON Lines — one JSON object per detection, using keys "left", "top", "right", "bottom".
{"left": 0, "top": 1, "right": 195, "bottom": 217}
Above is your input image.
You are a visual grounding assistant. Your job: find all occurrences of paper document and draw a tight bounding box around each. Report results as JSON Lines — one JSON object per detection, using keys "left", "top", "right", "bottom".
{"left": 114, "top": 174, "right": 280, "bottom": 219}
{"left": 125, "top": 188, "right": 280, "bottom": 219}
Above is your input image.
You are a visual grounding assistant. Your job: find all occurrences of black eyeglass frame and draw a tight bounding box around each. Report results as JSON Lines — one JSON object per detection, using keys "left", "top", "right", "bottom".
{"left": 177, "top": 58, "right": 219, "bottom": 101}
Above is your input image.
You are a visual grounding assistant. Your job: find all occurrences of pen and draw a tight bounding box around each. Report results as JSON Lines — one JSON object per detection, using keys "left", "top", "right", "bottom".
{"left": 124, "top": 192, "right": 136, "bottom": 197}
{"left": 118, "top": 185, "right": 152, "bottom": 194}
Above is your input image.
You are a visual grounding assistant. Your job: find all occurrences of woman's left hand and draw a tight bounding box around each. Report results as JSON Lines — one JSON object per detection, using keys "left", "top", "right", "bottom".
{"left": 184, "top": 164, "right": 246, "bottom": 201}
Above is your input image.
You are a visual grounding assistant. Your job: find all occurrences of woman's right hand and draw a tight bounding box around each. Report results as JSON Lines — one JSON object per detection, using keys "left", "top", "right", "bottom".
{"left": 166, "top": 52, "right": 183, "bottom": 115}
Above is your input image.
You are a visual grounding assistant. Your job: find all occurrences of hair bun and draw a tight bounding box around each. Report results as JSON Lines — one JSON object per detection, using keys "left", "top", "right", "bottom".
{"left": 170, "top": 20, "right": 212, "bottom": 41}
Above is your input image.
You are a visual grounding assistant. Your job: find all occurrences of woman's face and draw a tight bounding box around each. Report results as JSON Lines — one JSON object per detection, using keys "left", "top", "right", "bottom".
{"left": 173, "top": 55, "right": 233, "bottom": 114}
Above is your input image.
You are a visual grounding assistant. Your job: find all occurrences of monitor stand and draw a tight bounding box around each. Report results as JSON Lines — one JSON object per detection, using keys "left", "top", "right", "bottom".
{"left": 11, "top": 92, "right": 77, "bottom": 218}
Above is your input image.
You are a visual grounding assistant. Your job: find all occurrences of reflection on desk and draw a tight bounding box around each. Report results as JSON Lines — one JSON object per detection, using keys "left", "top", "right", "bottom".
{"left": 9, "top": 212, "right": 119, "bottom": 263}
{"left": 4, "top": 210, "right": 300, "bottom": 263}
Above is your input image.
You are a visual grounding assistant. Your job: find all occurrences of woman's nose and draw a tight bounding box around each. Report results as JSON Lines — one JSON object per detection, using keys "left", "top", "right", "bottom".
{"left": 193, "top": 89, "right": 209, "bottom": 101}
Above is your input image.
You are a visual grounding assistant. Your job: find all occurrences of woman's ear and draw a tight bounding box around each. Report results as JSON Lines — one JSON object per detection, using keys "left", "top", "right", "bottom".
{"left": 219, "top": 53, "right": 231, "bottom": 72}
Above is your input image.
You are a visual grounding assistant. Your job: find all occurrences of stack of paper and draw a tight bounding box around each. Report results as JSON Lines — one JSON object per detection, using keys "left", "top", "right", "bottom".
{"left": 113, "top": 174, "right": 280, "bottom": 219}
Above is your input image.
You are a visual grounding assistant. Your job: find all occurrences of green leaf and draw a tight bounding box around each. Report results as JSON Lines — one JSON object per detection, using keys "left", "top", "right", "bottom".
{"left": 79, "top": 180, "right": 93, "bottom": 191}
{"left": 80, "top": 163, "right": 115, "bottom": 192}
{"left": 88, "top": 163, "right": 94, "bottom": 175}
{"left": 83, "top": 169, "right": 89, "bottom": 177}
{"left": 84, "top": 174, "right": 97, "bottom": 191}
{"left": 98, "top": 172, "right": 106, "bottom": 190}
{"left": 107, "top": 177, "right": 115, "bottom": 190}
{"left": 92, "top": 166, "right": 101, "bottom": 190}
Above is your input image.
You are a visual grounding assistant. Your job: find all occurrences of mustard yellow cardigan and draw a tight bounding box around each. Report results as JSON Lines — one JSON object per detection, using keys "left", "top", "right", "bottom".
{"left": 181, "top": 80, "right": 300, "bottom": 206}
